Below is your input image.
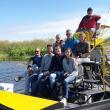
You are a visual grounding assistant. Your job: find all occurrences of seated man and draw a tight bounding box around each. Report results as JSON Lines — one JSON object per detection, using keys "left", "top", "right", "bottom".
{"left": 38, "top": 44, "right": 54, "bottom": 80}
{"left": 75, "top": 33, "right": 90, "bottom": 58}
{"left": 61, "top": 48, "right": 78, "bottom": 106}
{"left": 77, "top": 7, "right": 101, "bottom": 42}
{"left": 77, "top": 7, "right": 101, "bottom": 32}
{"left": 27, "top": 48, "right": 42, "bottom": 74}
{"left": 49, "top": 46, "right": 64, "bottom": 88}
{"left": 63, "top": 29, "right": 78, "bottom": 53}
{"left": 30, "top": 45, "right": 54, "bottom": 96}
{"left": 15, "top": 48, "right": 42, "bottom": 95}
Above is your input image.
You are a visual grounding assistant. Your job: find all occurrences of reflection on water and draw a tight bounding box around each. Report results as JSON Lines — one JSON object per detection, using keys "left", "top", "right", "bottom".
{"left": 0, "top": 61, "right": 27, "bottom": 93}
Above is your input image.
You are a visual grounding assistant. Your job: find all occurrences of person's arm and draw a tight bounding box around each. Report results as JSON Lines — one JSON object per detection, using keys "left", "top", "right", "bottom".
{"left": 49, "top": 56, "right": 55, "bottom": 72}
{"left": 62, "top": 59, "right": 67, "bottom": 72}
{"left": 69, "top": 71, "right": 78, "bottom": 76}
{"left": 39, "top": 56, "right": 42, "bottom": 68}
{"left": 77, "top": 20, "right": 83, "bottom": 31}
{"left": 73, "top": 58, "right": 78, "bottom": 71}
{"left": 93, "top": 15, "right": 101, "bottom": 21}
{"left": 77, "top": 16, "right": 86, "bottom": 31}
{"left": 27, "top": 57, "right": 33, "bottom": 68}
{"left": 81, "top": 42, "right": 90, "bottom": 58}
{"left": 62, "top": 59, "right": 70, "bottom": 77}
{"left": 26, "top": 57, "right": 34, "bottom": 76}
{"left": 74, "top": 42, "right": 80, "bottom": 57}
{"left": 69, "top": 59, "right": 78, "bottom": 76}
{"left": 40, "top": 56, "right": 45, "bottom": 73}
{"left": 62, "top": 41, "right": 66, "bottom": 53}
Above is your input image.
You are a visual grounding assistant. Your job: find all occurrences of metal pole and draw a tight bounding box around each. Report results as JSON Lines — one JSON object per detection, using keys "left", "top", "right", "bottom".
{"left": 101, "top": 45, "right": 106, "bottom": 90}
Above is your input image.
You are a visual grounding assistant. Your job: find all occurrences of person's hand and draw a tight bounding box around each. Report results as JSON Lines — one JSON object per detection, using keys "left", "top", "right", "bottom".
{"left": 28, "top": 67, "right": 33, "bottom": 76}
{"left": 64, "top": 72, "right": 69, "bottom": 77}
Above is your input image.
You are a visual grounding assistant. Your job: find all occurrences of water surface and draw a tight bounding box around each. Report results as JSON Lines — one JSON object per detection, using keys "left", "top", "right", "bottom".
{"left": 0, "top": 61, "right": 27, "bottom": 93}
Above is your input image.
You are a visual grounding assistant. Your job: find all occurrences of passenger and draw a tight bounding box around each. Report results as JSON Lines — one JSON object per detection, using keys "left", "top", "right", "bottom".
{"left": 60, "top": 39, "right": 64, "bottom": 53}
{"left": 49, "top": 46, "right": 64, "bottom": 88}
{"left": 61, "top": 48, "right": 78, "bottom": 106}
{"left": 60, "top": 40, "right": 64, "bottom": 46}
{"left": 77, "top": 7, "right": 101, "bottom": 32}
{"left": 15, "top": 48, "right": 42, "bottom": 95}
{"left": 53, "top": 34, "right": 63, "bottom": 53}
{"left": 75, "top": 33, "right": 90, "bottom": 58}
{"left": 31, "top": 45, "right": 54, "bottom": 96}
{"left": 38, "top": 44, "right": 54, "bottom": 80}
{"left": 27, "top": 48, "right": 42, "bottom": 74}
{"left": 63, "top": 29, "right": 78, "bottom": 53}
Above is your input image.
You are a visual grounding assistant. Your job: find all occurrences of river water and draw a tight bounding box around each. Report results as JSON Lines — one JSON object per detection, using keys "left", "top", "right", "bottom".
{"left": 0, "top": 61, "right": 27, "bottom": 93}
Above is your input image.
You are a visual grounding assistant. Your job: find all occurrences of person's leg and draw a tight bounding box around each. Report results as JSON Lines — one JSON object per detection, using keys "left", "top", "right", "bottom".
{"left": 60, "top": 75, "right": 76, "bottom": 107}
{"left": 30, "top": 73, "right": 46, "bottom": 96}
{"left": 29, "top": 74, "right": 39, "bottom": 96}
{"left": 56, "top": 71, "right": 64, "bottom": 82}
{"left": 25, "top": 75, "right": 31, "bottom": 95}
{"left": 50, "top": 73, "right": 56, "bottom": 88}
{"left": 38, "top": 73, "right": 43, "bottom": 80}
{"left": 89, "top": 28, "right": 96, "bottom": 33}
{"left": 63, "top": 75, "right": 76, "bottom": 99}
{"left": 89, "top": 28, "right": 96, "bottom": 42}
{"left": 17, "top": 69, "right": 28, "bottom": 80}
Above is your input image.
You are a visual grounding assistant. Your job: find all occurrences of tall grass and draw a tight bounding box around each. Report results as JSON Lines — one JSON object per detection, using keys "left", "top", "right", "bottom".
{"left": 0, "top": 39, "right": 54, "bottom": 60}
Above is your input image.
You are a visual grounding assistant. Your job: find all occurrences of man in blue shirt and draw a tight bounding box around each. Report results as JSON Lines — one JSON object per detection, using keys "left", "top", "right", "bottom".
{"left": 28, "top": 48, "right": 42, "bottom": 75}
{"left": 63, "top": 29, "right": 78, "bottom": 53}
{"left": 15, "top": 48, "right": 42, "bottom": 95}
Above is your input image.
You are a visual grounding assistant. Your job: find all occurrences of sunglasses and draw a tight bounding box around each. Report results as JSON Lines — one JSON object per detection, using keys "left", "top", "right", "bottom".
{"left": 35, "top": 51, "right": 39, "bottom": 52}
{"left": 66, "top": 33, "right": 71, "bottom": 35}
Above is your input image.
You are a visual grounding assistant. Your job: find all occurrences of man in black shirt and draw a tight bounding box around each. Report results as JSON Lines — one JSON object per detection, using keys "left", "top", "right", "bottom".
{"left": 75, "top": 33, "right": 90, "bottom": 58}
{"left": 49, "top": 46, "right": 64, "bottom": 88}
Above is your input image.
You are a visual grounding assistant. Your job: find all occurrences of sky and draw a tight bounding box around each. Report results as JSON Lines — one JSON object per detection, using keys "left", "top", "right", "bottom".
{"left": 0, "top": 0, "right": 110, "bottom": 41}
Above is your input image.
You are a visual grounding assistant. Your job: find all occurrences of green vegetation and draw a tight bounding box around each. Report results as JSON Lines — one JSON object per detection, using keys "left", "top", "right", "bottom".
{"left": 0, "top": 38, "right": 110, "bottom": 77}
{"left": 0, "top": 39, "right": 54, "bottom": 61}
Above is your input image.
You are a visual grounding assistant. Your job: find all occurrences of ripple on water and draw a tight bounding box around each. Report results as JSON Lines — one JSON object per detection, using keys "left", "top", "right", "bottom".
{"left": 0, "top": 61, "right": 26, "bottom": 93}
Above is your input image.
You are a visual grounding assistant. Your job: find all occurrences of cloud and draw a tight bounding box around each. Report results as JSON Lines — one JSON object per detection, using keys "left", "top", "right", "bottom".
{"left": 2, "top": 19, "right": 80, "bottom": 35}
{"left": 0, "top": 17, "right": 81, "bottom": 41}
{"left": 0, "top": 8, "right": 110, "bottom": 41}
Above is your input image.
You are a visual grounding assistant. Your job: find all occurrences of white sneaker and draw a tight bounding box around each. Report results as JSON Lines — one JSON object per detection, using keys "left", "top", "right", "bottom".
{"left": 60, "top": 98, "right": 67, "bottom": 107}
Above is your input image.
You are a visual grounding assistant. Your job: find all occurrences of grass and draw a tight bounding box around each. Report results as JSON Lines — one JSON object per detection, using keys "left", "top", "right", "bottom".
{"left": 0, "top": 39, "right": 54, "bottom": 61}
{"left": 0, "top": 38, "right": 109, "bottom": 77}
{"left": 0, "top": 53, "right": 8, "bottom": 61}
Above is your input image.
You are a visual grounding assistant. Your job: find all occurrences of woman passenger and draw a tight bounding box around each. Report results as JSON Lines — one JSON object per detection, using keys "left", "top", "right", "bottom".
{"left": 60, "top": 48, "right": 78, "bottom": 106}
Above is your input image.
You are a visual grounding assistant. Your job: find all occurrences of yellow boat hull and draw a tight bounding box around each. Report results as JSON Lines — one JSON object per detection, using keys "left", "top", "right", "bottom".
{"left": 0, "top": 90, "right": 63, "bottom": 110}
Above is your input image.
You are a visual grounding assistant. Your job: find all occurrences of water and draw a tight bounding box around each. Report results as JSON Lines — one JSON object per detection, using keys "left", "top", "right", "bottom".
{"left": 0, "top": 61, "right": 27, "bottom": 93}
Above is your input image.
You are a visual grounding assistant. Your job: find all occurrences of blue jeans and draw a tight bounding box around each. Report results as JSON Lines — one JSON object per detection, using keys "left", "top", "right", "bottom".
{"left": 63, "top": 74, "right": 76, "bottom": 99}
{"left": 21, "top": 70, "right": 30, "bottom": 95}
{"left": 50, "top": 71, "right": 63, "bottom": 88}
{"left": 24, "top": 71, "right": 38, "bottom": 95}
{"left": 20, "top": 65, "right": 40, "bottom": 95}
{"left": 29, "top": 74, "right": 39, "bottom": 96}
